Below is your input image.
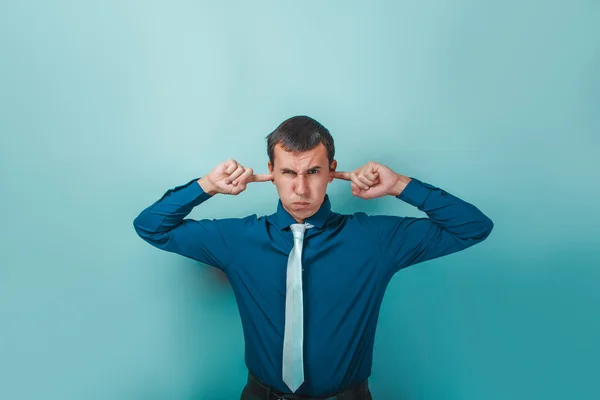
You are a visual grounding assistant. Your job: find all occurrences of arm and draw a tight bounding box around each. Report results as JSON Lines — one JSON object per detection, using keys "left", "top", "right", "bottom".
{"left": 132, "top": 178, "right": 236, "bottom": 271}
{"left": 374, "top": 177, "right": 494, "bottom": 274}
{"left": 333, "top": 163, "right": 493, "bottom": 274}
{"left": 133, "top": 160, "right": 273, "bottom": 271}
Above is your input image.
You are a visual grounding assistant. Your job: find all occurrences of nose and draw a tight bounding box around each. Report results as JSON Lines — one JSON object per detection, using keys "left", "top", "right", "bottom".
{"left": 294, "top": 175, "right": 308, "bottom": 196}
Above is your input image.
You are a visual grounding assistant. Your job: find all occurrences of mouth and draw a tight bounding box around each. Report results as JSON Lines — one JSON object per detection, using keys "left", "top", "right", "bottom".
{"left": 293, "top": 201, "right": 310, "bottom": 207}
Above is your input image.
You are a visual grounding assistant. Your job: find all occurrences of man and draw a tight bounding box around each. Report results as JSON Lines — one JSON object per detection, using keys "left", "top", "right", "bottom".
{"left": 133, "top": 116, "right": 494, "bottom": 400}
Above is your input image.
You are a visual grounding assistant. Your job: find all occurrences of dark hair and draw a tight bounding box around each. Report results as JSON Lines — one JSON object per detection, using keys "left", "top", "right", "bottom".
{"left": 266, "top": 115, "right": 335, "bottom": 167}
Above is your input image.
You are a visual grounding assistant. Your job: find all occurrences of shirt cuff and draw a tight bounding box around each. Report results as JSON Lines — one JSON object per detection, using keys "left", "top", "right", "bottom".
{"left": 168, "top": 177, "right": 213, "bottom": 206}
{"left": 396, "top": 177, "right": 435, "bottom": 208}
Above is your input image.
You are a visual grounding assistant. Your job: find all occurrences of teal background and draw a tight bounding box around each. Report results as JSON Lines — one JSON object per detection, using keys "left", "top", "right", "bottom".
{"left": 1, "top": 1, "right": 599, "bottom": 399}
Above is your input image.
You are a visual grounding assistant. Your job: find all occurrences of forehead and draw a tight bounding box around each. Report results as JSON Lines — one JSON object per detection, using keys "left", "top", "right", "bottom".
{"left": 273, "top": 143, "right": 329, "bottom": 168}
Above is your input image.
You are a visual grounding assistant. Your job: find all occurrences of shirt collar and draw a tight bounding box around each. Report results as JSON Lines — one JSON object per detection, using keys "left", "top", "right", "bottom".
{"left": 270, "top": 195, "right": 332, "bottom": 230}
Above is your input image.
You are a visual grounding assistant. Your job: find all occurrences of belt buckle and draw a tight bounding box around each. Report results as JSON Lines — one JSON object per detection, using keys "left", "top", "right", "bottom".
{"left": 275, "top": 394, "right": 295, "bottom": 400}
{"left": 266, "top": 385, "right": 285, "bottom": 400}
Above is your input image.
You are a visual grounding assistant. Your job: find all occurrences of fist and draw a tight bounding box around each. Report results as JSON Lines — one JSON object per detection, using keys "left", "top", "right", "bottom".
{"left": 334, "top": 161, "right": 408, "bottom": 199}
{"left": 199, "top": 159, "right": 273, "bottom": 195}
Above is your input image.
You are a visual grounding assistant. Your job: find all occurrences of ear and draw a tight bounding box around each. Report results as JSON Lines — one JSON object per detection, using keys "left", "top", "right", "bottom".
{"left": 328, "top": 160, "right": 337, "bottom": 183}
{"left": 268, "top": 161, "right": 275, "bottom": 184}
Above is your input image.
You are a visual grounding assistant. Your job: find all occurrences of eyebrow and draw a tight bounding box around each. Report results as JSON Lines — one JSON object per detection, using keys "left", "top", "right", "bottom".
{"left": 280, "top": 166, "right": 322, "bottom": 173}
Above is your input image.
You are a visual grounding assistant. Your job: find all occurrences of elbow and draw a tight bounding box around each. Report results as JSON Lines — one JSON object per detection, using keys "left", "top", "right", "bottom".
{"left": 478, "top": 215, "right": 494, "bottom": 241}
{"left": 133, "top": 215, "right": 146, "bottom": 239}
{"left": 133, "top": 214, "right": 170, "bottom": 247}
{"left": 133, "top": 213, "right": 153, "bottom": 240}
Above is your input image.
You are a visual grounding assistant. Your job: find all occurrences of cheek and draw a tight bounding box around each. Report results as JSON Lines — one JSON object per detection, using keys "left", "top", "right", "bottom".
{"left": 317, "top": 176, "right": 330, "bottom": 188}
{"left": 273, "top": 179, "right": 292, "bottom": 194}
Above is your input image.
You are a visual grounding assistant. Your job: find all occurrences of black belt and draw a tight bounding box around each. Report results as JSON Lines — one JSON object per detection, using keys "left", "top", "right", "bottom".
{"left": 245, "top": 373, "right": 369, "bottom": 400}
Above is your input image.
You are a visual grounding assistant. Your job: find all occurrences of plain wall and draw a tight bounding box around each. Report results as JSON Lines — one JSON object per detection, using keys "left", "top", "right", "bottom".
{"left": 1, "top": 1, "right": 598, "bottom": 399}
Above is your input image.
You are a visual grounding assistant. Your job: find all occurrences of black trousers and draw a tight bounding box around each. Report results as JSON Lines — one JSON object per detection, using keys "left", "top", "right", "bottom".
{"left": 240, "top": 373, "right": 373, "bottom": 400}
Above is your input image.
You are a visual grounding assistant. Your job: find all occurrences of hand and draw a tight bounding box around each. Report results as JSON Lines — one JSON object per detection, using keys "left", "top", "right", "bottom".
{"left": 198, "top": 159, "right": 273, "bottom": 195}
{"left": 333, "top": 161, "right": 410, "bottom": 199}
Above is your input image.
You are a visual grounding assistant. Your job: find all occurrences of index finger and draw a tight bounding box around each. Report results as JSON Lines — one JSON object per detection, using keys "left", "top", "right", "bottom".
{"left": 333, "top": 171, "right": 351, "bottom": 181}
{"left": 249, "top": 174, "right": 273, "bottom": 183}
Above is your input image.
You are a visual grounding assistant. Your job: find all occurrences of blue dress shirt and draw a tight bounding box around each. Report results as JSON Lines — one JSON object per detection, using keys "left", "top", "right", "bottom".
{"left": 133, "top": 177, "right": 493, "bottom": 397}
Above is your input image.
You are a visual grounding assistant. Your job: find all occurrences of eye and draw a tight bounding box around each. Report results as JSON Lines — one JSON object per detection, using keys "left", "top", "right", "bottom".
{"left": 308, "top": 169, "right": 319, "bottom": 174}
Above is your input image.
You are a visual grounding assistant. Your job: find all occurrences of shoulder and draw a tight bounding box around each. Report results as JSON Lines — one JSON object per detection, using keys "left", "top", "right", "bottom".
{"left": 224, "top": 213, "right": 278, "bottom": 230}
{"left": 325, "top": 211, "right": 378, "bottom": 227}
{"left": 328, "top": 210, "right": 406, "bottom": 231}
{"left": 202, "top": 213, "right": 264, "bottom": 230}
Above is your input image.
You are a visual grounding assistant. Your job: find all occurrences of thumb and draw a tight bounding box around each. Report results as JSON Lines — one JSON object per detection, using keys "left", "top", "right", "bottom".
{"left": 220, "top": 159, "right": 238, "bottom": 174}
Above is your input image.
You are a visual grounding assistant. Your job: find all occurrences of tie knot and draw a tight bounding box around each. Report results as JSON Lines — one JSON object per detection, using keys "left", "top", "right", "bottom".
{"left": 290, "top": 223, "right": 313, "bottom": 239}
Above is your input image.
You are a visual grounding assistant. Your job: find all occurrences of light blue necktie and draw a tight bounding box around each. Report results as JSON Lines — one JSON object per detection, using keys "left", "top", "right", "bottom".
{"left": 282, "top": 222, "right": 313, "bottom": 392}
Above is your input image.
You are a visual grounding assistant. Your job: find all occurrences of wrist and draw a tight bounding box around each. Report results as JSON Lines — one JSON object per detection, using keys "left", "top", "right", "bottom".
{"left": 197, "top": 177, "right": 218, "bottom": 196}
{"left": 390, "top": 174, "right": 412, "bottom": 197}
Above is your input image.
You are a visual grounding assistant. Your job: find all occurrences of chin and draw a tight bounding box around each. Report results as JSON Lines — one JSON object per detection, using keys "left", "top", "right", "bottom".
{"left": 300, "top": 208, "right": 318, "bottom": 218}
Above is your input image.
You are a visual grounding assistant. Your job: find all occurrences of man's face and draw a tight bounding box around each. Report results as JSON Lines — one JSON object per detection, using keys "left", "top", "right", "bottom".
{"left": 268, "top": 143, "right": 337, "bottom": 223}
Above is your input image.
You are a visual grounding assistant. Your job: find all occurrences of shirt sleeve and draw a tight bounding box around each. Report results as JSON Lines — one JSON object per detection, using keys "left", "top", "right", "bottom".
{"left": 132, "top": 178, "right": 240, "bottom": 272}
{"left": 369, "top": 178, "right": 494, "bottom": 275}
